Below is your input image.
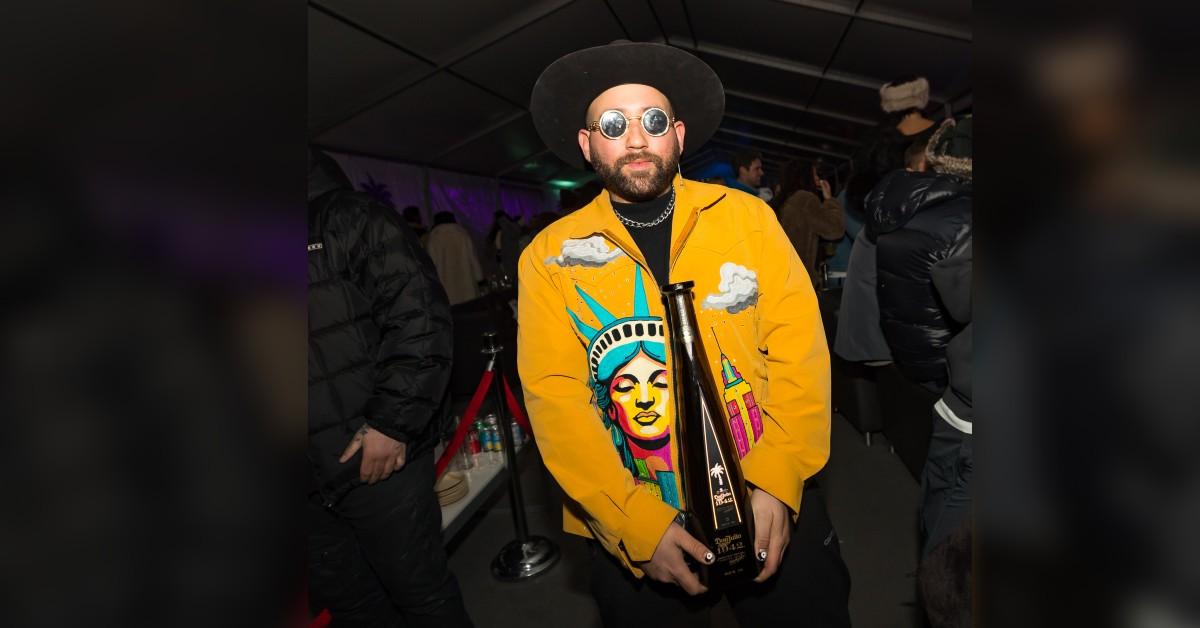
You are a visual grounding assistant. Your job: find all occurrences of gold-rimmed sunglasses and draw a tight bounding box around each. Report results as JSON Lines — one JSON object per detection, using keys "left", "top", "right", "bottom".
{"left": 587, "top": 107, "right": 675, "bottom": 140}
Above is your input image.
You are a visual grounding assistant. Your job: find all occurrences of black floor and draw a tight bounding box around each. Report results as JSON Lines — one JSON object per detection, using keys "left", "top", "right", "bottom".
{"left": 446, "top": 413, "right": 923, "bottom": 628}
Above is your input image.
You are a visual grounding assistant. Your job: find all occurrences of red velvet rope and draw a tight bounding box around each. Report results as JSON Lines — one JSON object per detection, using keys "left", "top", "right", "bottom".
{"left": 433, "top": 371, "right": 535, "bottom": 479}
{"left": 503, "top": 374, "right": 532, "bottom": 435}
{"left": 434, "top": 369, "right": 494, "bottom": 478}
{"left": 309, "top": 609, "right": 331, "bottom": 628}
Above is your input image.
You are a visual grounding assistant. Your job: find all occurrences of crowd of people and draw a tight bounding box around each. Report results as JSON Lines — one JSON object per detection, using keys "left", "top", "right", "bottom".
{"left": 308, "top": 40, "right": 972, "bottom": 628}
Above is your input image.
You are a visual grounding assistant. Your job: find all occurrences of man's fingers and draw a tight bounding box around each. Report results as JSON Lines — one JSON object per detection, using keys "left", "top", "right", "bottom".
{"left": 752, "top": 510, "right": 777, "bottom": 583}
{"left": 679, "top": 533, "right": 714, "bottom": 567}
{"left": 358, "top": 449, "right": 405, "bottom": 484}
{"left": 752, "top": 528, "right": 769, "bottom": 570}
{"left": 379, "top": 458, "right": 395, "bottom": 482}
{"left": 769, "top": 509, "right": 788, "bottom": 556}
{"left": 673, "top": 532, "right": 711, "bottom": 595}
{"left": 754, "top": 552, "right": 781, "bottom": 582}
{"left": 360, "top": 458, "right": 374, "bottom": 483}
{"left": 753, "top": 537, "right": 782, "bottom": 583}
{"left": 373, "top": 455, "right": 394, "bottom": 483}
{"left": 752, "top": 520, "right": 773, "bottom": 581}
{"left": 773, "top": 523, "right": 790, "bottom": 561}
{"left": 753, "top": 515, "right": 788, "bottom": 583}
{"left": 339, "top": 437, "right": 363, "bottom": 463}
{"left": 363, "top": 455, "right": 386, "bottom": 484}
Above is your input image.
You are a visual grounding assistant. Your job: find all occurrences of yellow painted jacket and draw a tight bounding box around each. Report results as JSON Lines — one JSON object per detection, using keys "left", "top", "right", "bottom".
{"left": 516, "top": 175, "right": 830, "bottom": 576}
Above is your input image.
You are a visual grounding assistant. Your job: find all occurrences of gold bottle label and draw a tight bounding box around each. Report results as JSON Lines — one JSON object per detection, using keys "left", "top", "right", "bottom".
{"left": 702, "top": 411, "right": 742, "bottom": 529}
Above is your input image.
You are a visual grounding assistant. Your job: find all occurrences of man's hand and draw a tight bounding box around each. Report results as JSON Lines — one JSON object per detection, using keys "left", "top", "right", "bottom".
{"left": 637, "top": 521, "right": 714, "bottom": 596}
{"left": 750, "top": 488, "right": 792, "bottom": 583}
{"left": 817, "top": 178, "right": 833, "bottom": 201}
{"left": 339, "top": 424, "right": 407, "bottom": 485}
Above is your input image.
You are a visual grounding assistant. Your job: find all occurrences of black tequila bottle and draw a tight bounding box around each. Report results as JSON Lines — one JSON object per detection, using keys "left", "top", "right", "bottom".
{"left": 662, "top": 281, "right": 759, "bottom": 588}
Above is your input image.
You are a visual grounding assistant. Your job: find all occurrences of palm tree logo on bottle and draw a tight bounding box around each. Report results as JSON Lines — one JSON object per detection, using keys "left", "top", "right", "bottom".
{"left": 710, "top": 463, "right": 726, "bottom": 487}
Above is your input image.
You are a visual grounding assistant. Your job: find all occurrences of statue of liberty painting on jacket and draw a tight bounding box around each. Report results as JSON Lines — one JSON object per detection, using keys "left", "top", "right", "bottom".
{"left": 568, "top": 267, "right": 680, "bottom": 508}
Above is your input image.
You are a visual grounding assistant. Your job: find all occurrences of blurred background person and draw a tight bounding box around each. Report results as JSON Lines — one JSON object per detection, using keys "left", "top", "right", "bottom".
{"left": 402, "top": 204, "right": 429, "bottom": 245}
{"left": 558, "top": 180, "right": 605, "bottom": 215}
{"left": 426, "top": 211, "right": 485, "bottom": 305}
{"left": 730, "top": 149, "right": 765, "bottom": 196}
{"left": 519, "top": 210, "right": 562, "bottom": 252}
{"left": 919, "top": 232, "right": 972, "bottom": 628}
{"left": 771, "top": 159, "right": 846, "bottom": 287}
{"left": 690, "top": 159, "right": 738, "bottom": 186}
{"left": 865, "top": 117, "right": 971, "bottom": 394}
{"left": 486, "top": 210, "right": 522, "bottom": 286}
{"left": 914, "top": 119, "right": 973, "bottom": 628}
{"left": 847, "top": 76, "right": 940, "bottom": 217}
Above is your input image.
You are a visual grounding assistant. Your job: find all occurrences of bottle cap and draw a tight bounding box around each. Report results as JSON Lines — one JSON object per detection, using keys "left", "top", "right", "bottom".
{"left": 661, "top": 281, "right": 695, "bottom": 293}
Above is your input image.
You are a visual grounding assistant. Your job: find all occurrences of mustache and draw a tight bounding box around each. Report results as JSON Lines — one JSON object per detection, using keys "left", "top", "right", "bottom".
{"left": 615, "top": 152, "right": 665, "bottom": 168}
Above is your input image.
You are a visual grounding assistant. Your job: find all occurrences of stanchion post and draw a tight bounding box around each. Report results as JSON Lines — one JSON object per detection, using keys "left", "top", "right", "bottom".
{"left": 484, "top": 333, "right": 529, "bottom": 543}
{"left": 481, "top": 331, "right": 559, "bottom": 581}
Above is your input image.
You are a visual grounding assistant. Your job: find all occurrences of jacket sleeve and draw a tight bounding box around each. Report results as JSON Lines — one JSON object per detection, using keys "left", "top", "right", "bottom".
{"left": 357, "top": 204, "right": 454, "bottom": 443}
{"left": 516, "top": 247, "right": 678, "bottom": 576}
{"left": 740, "top": 202, "right": 832, "bottom": 514}
{"left": 931, "top": 231, "right": 972, "bottom": 324}
{"left": 812, "top": 196, "right": 846, "bottom": 241}
{"left": 833, "top": 231, "right": 892, "bottom": 363}
{"left": 778, "top": 192, "right": 845, "bottom": 245}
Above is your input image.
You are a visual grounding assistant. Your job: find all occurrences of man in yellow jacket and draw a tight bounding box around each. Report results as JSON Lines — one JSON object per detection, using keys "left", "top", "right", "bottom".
{"left": 521, "top": 41, "right": 850, "bottom": 626}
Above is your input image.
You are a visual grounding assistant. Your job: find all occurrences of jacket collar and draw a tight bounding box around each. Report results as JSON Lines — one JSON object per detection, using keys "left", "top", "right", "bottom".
{"left": 565, "top": 174, "right": 727, "bottom": 266}
{"left": 864, "top": 170, "right": 970, "bottom": 238}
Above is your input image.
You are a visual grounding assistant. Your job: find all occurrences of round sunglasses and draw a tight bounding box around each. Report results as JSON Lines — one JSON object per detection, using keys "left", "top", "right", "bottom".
{"left": 587, "top": 107, "right": 675, "bottom": 140}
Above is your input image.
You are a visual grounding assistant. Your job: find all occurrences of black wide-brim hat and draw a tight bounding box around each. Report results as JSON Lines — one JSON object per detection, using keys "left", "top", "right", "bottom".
{"left": 530, "top": 40, "right": 725, "bottom": 170}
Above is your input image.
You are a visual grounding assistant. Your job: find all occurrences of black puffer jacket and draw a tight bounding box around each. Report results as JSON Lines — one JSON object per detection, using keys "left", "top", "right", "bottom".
{"left": 308, "top": 154, "right": 453, "bottom": 506}
{"left": 865, "top": 169, "right": 971, "bottom": 388}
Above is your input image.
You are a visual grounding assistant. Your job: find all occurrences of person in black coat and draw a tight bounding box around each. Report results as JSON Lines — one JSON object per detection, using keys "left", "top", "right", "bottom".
{"left": 866, "top": 117, "right": 973, "bottom": 392}
{"left": 307, "top": 149, "right": 473, "bottom": 627}
{"left": 891, "top": 120, "right": 972, "bottom": 628}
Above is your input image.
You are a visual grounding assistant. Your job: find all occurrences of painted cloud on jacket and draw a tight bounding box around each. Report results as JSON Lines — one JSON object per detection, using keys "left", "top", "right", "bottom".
{"left": 545, "top": 236, "right": 626, "bottom": 267}
{"left": 703, "top": 262, "right": 758, "bottom": 314}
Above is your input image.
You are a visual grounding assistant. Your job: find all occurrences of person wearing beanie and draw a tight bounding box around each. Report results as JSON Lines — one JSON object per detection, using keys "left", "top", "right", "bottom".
{"left": 846, "top": 75, "right": 940, "bottom": 215}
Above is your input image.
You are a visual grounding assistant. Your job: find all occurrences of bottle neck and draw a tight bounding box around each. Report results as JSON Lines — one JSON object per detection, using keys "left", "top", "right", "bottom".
{"left": 664, "top": 290, "right": 698, "bottom": 348}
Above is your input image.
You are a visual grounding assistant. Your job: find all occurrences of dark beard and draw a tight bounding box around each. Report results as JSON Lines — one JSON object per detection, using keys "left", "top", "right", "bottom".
{"left": 591, "top": 140, "right": 680, "bottom": 202}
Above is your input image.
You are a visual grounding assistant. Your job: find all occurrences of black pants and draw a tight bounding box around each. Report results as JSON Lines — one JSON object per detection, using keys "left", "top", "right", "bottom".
{"left": 589, "top": 485, "right": 851, "bottom": 628}
{"left": 919, "top": 413, "right": 973, "bottom": 557}
{"left": 308, "top": 451, "right": 473, "bottom": 628}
